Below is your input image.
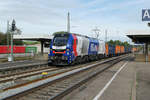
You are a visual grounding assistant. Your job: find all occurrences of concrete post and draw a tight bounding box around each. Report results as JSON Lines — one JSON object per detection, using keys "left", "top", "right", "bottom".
{"left": 41, "top": 41, "right": 44, "bottom": 55}
{"left": 10, "top": 31, "right": 14, "bottom": 61}
{"left": 67, "top": 12, "right": 70, "bottom": 33}
{"left": 143, "top": 44, "right": 145, "bottom": 54}
{"left": 145, "top": 43, "right": 148, "bottom": 62}
{"left": 7, "top": 21, "right": 9, "bottom": 56}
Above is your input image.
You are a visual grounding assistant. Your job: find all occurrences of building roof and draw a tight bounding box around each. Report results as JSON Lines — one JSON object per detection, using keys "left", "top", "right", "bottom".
{"left": 14, "top": 34, "right": 53, "bottom": 42}
{"left": 127, "top": 30, "right": 150, "bottom": 43}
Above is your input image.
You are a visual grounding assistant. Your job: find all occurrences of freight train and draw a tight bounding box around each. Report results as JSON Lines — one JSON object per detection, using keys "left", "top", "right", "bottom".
{"left": 48, "top": 33, "right": 132, "bottom": 65}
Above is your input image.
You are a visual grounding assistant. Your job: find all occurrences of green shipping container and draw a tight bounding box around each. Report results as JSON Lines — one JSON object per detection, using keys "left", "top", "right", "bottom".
{"left": 25, "top": 47, "right": 37, "bottom": 53}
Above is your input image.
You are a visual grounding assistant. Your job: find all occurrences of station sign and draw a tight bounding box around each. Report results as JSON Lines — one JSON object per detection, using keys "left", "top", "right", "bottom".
{"left": 142, "top": 9, "right": 150, "bottom": 21}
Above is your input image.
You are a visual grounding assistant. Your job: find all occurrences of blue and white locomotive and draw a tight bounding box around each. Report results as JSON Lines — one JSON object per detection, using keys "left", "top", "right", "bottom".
{"left": 48, "top": 32, "right": 105, "bottom": 65}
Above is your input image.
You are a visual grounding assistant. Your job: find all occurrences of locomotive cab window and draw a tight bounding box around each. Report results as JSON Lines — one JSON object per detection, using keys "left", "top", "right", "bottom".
{"left": 53, "top": 34, "right": 69, "bottom": 46}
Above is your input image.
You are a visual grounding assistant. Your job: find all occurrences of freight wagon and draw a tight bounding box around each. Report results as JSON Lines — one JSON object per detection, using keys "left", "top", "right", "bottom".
{"left": 132, "top": 47, "right": 138, "bottom": 52}
{"left": 105, "top": 44, "right": 109, "bottom": 57}
{"left": 115, "top": 45, "right": 121, "bottom": 56}
{"left": 125, "top": 46, "right": 132, "bottom": 54}
{"left": 98, "top": 40, "right": 105, "bottom": 58}
{"left": 108, "top": 44, "right": 115, "bottom": 57}
{"left": 120, "top": 46, "right": 125, "bottom": 54}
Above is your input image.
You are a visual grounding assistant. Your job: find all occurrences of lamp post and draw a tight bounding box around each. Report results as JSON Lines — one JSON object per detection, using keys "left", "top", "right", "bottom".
{"left": 67, "top": 12, "right": 70, "bottom": 33}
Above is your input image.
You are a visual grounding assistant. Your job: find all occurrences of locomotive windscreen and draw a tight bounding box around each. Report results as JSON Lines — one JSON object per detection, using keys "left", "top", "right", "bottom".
{"left": 53, "top": 34, "right": 69, "bottom": 46}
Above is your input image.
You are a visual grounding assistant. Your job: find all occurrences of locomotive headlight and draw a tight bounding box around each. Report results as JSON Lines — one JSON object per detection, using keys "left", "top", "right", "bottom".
{"left": 67, "top": 51, "right": 69, "bottom": 55}
{"left": 66, "top": 49, "right": 70, "bottom": 55}
{"left": 67, "top": 49, "right": 69, "bottom": 51}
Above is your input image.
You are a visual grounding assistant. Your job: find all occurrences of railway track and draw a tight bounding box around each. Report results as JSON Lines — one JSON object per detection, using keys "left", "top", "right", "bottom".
{"left": 0, "top": 54, "right": 131, "bottom": 100}
{"left": 0, "top": 66, "right": 58, "bottom": 82}
{"left": 0, "top": 60, "right": 48, "bottom": 75}
{"left": 0, "top": 58, "right": 105, "bottom": 91}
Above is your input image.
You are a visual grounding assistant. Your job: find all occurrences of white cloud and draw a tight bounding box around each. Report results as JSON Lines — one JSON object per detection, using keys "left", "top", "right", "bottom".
{"left": 0, "top": 0, "right": 149, "bottom": 42}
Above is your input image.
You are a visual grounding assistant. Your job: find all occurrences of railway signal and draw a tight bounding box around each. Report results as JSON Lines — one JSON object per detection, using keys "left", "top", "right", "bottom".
{"left": 9, "top": 19, "right": 16, "bottom": 62}
{"left": 11, "top": 19, "right": 16, "bottom": 32}
{"left": 8, "top": 19, "right": 22, "bottom": 62}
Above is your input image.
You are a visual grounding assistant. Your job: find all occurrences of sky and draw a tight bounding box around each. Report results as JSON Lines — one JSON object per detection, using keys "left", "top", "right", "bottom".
{"left": 0, "top": 0, "right": 150, "bottom": 42}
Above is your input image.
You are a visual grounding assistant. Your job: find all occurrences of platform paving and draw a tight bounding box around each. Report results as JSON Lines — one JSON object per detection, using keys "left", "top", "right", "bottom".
{"left": 99, "top": 61, "right": 136, "bottom": 100}
{"left": 136, "top": 62, "right": 150, "bottom": 100}
{"left": 61, "top": 59, "right": 150, "bottom": 100}
{"left": 61, "top": 59, "right": 139, "bottom": 100}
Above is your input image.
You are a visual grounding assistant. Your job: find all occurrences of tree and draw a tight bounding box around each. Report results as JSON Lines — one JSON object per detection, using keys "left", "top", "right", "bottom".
{"left": 107, "top": 40, "right": 114, "bottom": 45}
{"left": 14, "top": 40, "right": 23, "bottom": 45}
{"left": 122, "top": 41, "right": 130, "bottom": 46}
{"left": 114, "top": 40, "right": 122, "bottom": 45}
{"left": 0, "top": 32, "right": 23, "bottom": 45}
{"left": 107, "top": 40, "right": 130, "bottom": 47}
{"left": 0, "top": 32, "right": 7, "bottom": 45}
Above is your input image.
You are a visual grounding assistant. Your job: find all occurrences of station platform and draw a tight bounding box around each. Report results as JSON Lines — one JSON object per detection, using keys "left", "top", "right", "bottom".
{"left": 136, "top": 62, "right": 150, "bottom": 100}
{"left": 134, "top": 50, "right": 150, "bottom": 62}
{"left": 62, "top": 59, "right": 150, "bottom": 100}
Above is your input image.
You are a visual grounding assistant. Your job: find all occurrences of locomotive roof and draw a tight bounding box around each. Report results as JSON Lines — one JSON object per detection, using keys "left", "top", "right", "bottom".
{"left": 70, "top": 33, "right": 98, "bottom": 40}
{"left": 54, "top": 32, "right": 99, "bottom": 40}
